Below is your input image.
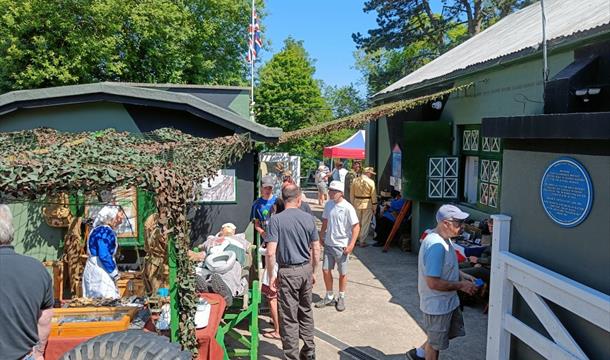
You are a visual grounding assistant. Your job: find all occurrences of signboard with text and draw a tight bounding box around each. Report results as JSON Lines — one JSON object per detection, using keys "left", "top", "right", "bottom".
{"left": 540, "top": 157, "right": 593, "bottom": 227}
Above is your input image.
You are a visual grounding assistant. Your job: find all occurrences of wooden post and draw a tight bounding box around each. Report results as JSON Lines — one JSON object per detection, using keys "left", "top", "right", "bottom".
{"left": 382, "top": 200, "right": 411, "bottom": 252}
{"left": 486, "top": 214, "right": 512, "bottom": 360}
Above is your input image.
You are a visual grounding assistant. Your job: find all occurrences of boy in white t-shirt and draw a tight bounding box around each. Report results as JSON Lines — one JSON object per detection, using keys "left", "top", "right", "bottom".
{"left": 316, "top": 180, "right": 360, "bottom": 312}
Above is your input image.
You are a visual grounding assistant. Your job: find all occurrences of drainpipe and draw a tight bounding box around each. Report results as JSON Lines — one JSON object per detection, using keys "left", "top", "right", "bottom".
{"left": 541, "top": 0, "right": 549, "bottom": 101}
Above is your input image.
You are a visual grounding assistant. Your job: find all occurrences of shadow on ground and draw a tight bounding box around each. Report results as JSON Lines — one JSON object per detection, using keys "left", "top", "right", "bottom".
{"left": 339, "top": 346, "right": 407, "bottom": 359}
{"left": 352, "top": 243, "right": 488, "bottom": 360}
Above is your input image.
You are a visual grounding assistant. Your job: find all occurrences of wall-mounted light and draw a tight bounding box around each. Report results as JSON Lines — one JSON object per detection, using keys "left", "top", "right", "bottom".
{"left": 574, "top": 88, "right": 602, "bottom": 102}
{"left": 431, "top": 101, "right": 443, "bottom": 110}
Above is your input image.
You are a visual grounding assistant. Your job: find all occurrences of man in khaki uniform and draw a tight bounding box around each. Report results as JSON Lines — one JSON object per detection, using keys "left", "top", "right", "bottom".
{"left": 349, "top": 167, "right": 377, "bottom": 247}
{"left": 344, "top": 161, "right": 361, "bottom": 204}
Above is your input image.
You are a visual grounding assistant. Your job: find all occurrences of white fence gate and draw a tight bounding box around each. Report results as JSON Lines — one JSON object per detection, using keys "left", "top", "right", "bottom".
{"left": 486, "top": 215, "right": 610, "bottom": 360}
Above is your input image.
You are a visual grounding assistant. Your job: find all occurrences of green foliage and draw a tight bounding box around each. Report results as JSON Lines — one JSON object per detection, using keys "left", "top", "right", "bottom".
{"left": 354, "top": 21, "right": 467, "bottom": 95}
{"left": 0, "top": 0, "right": 258, "bottom": 92}
{"left": 323, "top": 83, "right": 367, "bottom": 118}
{"left": 255, "top": 37, "right": 335, "bottom": 171}
{"left": 255, "top": 37, "right": 331, "bottom": 130}
{"left": 352, "top": 0, "right": 529, "bottom": 96}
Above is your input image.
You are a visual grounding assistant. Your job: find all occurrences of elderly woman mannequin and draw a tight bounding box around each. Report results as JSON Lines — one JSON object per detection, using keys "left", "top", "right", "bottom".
{"left": 82, "top": 206, "right": 125, "bottom": 299}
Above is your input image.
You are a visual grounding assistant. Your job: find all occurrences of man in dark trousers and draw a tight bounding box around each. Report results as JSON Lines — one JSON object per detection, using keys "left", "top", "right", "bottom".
{"left": 266, "top": 185, "right": 321, "bottom": 360}
{"left": 0, "top": 204, "right": 54, "bottom": 360}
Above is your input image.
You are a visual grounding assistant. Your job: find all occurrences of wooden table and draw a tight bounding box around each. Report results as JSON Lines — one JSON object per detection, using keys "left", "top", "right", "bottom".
{"left": 45, "top": 295, "right": 226, "bottom": 360}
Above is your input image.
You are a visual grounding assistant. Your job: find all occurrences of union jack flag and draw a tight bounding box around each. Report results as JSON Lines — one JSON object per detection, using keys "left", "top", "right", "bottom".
{"left": 246, "top": 10, "right": 262, "bottom": 63}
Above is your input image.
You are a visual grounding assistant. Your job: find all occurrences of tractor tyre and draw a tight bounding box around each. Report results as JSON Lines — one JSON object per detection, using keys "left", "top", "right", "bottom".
{"left": 60, "top": 330, "right": 192, "bottom": 360}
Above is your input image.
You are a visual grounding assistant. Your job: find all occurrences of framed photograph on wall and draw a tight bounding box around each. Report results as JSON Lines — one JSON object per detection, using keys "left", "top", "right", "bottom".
{"left": 193, "top": 169, "right": 237, "bottom": 203}
{"left": 86, "top": 186, "right": 138, "bottom": 238}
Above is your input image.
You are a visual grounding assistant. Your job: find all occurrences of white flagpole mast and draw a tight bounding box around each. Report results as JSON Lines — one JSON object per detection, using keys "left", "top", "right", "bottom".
{"left": 250, "top": 0, "right": 255, "bottom": 121}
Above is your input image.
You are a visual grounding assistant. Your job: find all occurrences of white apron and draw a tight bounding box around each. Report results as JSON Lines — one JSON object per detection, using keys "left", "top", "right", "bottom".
{"left": 82, "top": 256, "right": 120, "bottom": 299}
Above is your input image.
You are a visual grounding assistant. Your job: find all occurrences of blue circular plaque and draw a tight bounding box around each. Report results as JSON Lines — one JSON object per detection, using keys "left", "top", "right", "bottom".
{"left": 540, "top": 157, "right": 593, "bottom": 227}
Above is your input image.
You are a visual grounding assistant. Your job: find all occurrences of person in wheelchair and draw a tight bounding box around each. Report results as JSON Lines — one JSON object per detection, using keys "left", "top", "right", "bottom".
{"left": 189, "top": 223, "right": 248, "bottom": 307}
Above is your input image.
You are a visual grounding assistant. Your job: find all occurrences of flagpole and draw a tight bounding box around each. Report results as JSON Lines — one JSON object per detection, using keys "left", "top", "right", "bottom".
{"left": 250, "top": 0, "right": 255, "bottom": 122}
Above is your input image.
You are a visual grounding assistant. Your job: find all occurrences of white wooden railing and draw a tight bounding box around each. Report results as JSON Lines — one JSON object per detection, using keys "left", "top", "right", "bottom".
{"left": 486, "top": 215, "right": 610, "bottom": 360}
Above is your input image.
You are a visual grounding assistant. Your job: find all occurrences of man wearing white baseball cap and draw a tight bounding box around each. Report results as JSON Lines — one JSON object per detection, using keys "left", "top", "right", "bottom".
{"left": 316, "top": 180, "right": 360, "bottom": 312}
{"left": 406, "top": 204, "right": 478, "bottom": 360}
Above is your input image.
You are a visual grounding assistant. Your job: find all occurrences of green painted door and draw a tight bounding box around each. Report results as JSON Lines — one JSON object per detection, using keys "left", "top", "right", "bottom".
{"left": 402, "top": 122, "right": 453, "bottom": 201}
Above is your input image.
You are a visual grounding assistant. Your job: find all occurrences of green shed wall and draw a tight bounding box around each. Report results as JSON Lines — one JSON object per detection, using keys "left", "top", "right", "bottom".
{"left": 0, "top": 103, "right": 140, "bottom": 133}
{"left": 373, "top": 50, "right": 577, "bottom": 250}
{"left": 500, "top": 141, "right": 610, "bottom": 360}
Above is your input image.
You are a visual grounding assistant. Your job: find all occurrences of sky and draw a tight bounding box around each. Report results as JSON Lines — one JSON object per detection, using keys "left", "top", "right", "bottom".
{"left": 259, "top": 0, "right": 378, "bottom": 94}
{"left": 259, "top": 1, "right": 445, "bottom": 95}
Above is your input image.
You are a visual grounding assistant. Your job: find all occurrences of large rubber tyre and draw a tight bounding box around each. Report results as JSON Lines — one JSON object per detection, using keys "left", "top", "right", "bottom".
{"left": 60, "top": 330, "right": 192, "bottom": 360}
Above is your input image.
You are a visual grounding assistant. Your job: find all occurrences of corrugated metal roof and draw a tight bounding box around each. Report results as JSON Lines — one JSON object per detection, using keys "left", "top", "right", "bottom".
{"left": 375, "top": 0, "right": 610, "bottom": 99}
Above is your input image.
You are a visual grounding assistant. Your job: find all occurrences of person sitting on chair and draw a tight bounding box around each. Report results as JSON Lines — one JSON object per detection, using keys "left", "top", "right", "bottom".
{"left": 460, "top": 219, "right": 493, "bottom": 284}
{"left": 189, "top": 223, "right": 248, "bottom": 307}
{"left": 373, "top": 190, "right": 405, "bottom": 247}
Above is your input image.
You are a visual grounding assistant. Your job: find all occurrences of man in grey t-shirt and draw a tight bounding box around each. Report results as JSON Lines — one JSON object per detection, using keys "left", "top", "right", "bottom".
{"left": 266, "top": 185, "right": 321, "bottom": 360}
{"left": 0, "top": 205, "right": 54, "bottom": 360}
{"left": 406, "top": 204, "right": 478, "bottom": 360}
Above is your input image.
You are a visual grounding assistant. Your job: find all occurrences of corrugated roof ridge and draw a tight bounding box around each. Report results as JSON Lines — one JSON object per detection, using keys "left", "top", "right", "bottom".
{"left": 375, "top": 0, "right": 610, "bottom": 99}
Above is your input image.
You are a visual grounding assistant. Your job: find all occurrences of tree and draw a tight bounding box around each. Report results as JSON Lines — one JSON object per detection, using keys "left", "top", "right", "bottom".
{"left": 255, "top": 37, "right": 331, "bottom": 131}
{"left": 256, "top": 38, "right": 343, "bottom": 171}
{"left": 0, "top": 0, "right": 258, "bottom": 92}
{"left": 353, "top": 0, "right": 532, "bottom": 95}
{"left": 323, "top": 83, "right": 367, "bottom": 118}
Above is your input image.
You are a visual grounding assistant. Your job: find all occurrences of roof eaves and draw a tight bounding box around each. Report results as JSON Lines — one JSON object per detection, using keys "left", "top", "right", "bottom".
{"left": 0, "top": 83, "right": 282, "bottom": 141}
{"left": 372, "top": 22, "right": 610, "bottom": 103}
{"left": 111, "top": 82, "right": 250, "bottom": 91}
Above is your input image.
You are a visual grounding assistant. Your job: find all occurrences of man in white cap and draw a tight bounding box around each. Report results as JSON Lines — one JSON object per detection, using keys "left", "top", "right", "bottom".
{"left": 406, "top": 204, "right": 478, "bottom": 360}
{"left": 316, "top": 180, "right": 360, "bottom": 312}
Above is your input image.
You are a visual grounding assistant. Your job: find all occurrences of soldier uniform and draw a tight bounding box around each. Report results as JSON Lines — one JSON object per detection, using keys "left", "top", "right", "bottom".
{"left": 349, "top": 167, "right": 377, "bottom": 246}
{"left": 344, "top": 164, "right": 361, "bottom": 204}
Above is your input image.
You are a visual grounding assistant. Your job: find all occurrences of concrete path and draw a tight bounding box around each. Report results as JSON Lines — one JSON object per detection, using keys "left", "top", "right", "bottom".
{"left": 257, "top": 191, "right": 488, "bottom": 359}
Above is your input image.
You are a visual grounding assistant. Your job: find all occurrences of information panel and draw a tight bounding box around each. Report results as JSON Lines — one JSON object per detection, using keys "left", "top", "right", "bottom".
{"left": 540, "top": 157, "right": 593, "bottom": 227}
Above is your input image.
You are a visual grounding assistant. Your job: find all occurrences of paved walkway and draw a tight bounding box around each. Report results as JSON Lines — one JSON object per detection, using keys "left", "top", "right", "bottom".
{"left": 257, "top": 191, "right": 488, "bottom": 359}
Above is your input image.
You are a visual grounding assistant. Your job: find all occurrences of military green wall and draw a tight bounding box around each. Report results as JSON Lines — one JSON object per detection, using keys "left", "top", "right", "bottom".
{"left": 441, "top": 51, "right": 573, "bottom": 125}
{"left": 376, "top": 116, "right": 391, "bottom": 177}
{"left": 0, "top": 103, "right": 140, "bottom": 133}
{"left": 8, "top": 203, "right": 62, "bottom": 261}
{"left": 500, "top": 142, "right": 610, "bottom": 360}
{"left": 228, "top": 92, "right": 251, "bottom": 120}
{"left": 403, "top": 50, "right": 576, "bottom": 249}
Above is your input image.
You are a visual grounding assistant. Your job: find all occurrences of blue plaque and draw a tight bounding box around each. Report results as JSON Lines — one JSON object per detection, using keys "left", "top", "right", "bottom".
{"left": 540, "top": 157, "right": 593, "bottom": 227}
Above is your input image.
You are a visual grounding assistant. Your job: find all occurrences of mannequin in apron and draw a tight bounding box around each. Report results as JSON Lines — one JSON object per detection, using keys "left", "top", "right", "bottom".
{"left": 82, "top": 206, "right": 125, "bottom": 299}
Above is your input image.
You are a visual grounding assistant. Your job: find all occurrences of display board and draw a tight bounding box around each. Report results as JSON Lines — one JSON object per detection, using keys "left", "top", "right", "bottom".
{"left": 193, "top": 169, "right": 237, "bottom": 203}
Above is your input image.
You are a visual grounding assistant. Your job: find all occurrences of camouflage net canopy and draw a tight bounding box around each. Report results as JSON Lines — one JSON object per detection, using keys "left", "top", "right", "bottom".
{"left": 0, "top": 127, "right": 254, "bottom": 355}
{"left": 0, "top": 128, "right": 251, "bottom": 199}
{"left": 278, "top": 83, "right": 473, "bottom": 143}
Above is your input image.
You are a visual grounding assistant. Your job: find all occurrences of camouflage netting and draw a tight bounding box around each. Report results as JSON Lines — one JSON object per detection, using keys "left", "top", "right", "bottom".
{"left": 0, "top": 127, "right": 254, "bottom": 355}
{"left": 277, "top": 83, "right": 473, "bottom": 143}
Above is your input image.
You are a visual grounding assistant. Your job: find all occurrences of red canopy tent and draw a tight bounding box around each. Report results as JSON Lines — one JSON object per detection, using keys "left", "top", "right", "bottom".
{"left": 323, "top": 130, "right": 366, "bottom": 159}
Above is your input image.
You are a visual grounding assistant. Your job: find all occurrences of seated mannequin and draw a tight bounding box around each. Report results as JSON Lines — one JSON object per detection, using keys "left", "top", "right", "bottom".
{"left": 188, "top": 223, "right": 248, "bottom": 307}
